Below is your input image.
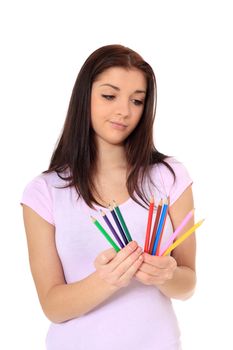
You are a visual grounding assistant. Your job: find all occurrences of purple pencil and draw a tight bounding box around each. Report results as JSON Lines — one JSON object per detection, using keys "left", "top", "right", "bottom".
{"left": 109, "top": 205, "right": 129, "bottom": 245}
{"left": 100, "top": 210, "right": 125, "bottom": 248}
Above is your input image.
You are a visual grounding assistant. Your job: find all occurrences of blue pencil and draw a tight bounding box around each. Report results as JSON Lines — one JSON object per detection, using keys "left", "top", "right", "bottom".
{"left": 109, "top": 205, "right": 129, "bottom": 245}
{"left": 151, "top": 199, "right": 169, "bottom": 255}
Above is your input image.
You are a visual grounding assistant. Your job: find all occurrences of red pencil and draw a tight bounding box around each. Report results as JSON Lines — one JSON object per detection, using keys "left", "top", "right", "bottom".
{"left": 144, "top": 196, "right": 154, "bottom": 253}
{"left": 149, "top": 199, "right": 162, "bottom": 254}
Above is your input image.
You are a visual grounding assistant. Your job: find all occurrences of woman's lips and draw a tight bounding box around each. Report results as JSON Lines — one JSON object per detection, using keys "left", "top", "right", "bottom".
{"left": 109, "top": 121, "right": 127, "bottom": 130}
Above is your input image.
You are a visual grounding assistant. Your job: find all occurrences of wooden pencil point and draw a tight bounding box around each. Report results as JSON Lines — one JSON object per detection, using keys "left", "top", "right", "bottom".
{"left": 158, "top": 199, "right": 163, "bottom": 206}
{"left": 100, "top": 209, "right": 106, "bottom": 216}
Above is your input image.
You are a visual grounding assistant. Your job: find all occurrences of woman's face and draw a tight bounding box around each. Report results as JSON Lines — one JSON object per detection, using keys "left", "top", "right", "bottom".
{"left": 91, "top": 67, "right": 147, "bottom": 147}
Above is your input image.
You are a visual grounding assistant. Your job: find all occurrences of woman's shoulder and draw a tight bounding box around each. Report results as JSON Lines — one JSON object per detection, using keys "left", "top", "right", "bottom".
{"left": 23, "top": 170, "right": 69, "bottom": 191}
{"left": 151, "top": 156, "right": 190, "bottom": 178}
{"left": 21, "top": 171, "right": 69, "bottom": 225}
{"left": 22, "top": 169, "right": 69, "bottom": 203}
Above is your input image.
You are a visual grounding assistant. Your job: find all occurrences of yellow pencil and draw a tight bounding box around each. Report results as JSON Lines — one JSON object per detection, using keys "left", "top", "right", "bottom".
{"left": 162, "top": 219, "right": 205, "bottom": 256}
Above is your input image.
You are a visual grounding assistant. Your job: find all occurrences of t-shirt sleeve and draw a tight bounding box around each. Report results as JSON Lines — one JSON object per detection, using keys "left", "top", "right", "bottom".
{"left": 169, "top": 160, "right": 193, "bottom": 205}
{"left": 157, "top": 158, "right": 193, "bottom": 206}
{"left": 20, "top": 176, "right": 54, "bottom": 225}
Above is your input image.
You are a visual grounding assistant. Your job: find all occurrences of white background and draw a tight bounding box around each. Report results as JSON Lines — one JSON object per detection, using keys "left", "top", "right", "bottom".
{"left": 1, "top": 0, "right": 232, "bottom": 349}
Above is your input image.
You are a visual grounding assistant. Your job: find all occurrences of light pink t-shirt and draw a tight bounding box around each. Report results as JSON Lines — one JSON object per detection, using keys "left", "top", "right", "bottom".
{"left": 21, "top": 158, "right": 192, "bottom": 350}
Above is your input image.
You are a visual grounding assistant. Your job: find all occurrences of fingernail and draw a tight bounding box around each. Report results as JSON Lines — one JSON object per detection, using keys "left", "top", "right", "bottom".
{"left": 128, "top": 241, "right": 137, "bottom": 251}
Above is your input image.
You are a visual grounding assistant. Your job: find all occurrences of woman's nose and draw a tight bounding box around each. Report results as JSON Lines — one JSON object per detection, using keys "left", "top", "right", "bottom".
{"left": 115, "top": 99, "right": 130, "bottom": 118}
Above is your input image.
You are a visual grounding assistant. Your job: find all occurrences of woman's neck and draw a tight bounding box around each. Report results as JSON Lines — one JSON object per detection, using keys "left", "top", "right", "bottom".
{"left": 96, "top": 141, "right": 127, "bottom": 173}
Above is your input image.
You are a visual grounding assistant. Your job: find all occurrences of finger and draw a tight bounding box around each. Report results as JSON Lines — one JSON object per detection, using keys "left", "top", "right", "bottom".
{"left": 135, "top": 270, "right": 169, "bottom": 286}
{"left": 139, "top": 257, "right": 177, "bottom": 277}
{"left": 138, "top": 262, "right": 161, "bottom": 276}
{"left": 114, "top": 247, "right": 142, "bottom": 277}
{"left": 143, "top": 253, "right": 176, "bottom": 269}
{"left": 109, "top": 241, "right": 139, "bottom": 270}
{"left": 118, "top": 253, "right": 144, "bottom": 285}
{"left": 135, "top": 267, "right": 173, "bottom": 285}
{"left": 95, "top": 248, "right": 117, "bottom": 266}
{"left": 135, "top": 270, "right": 161, "bottom": 285}
{"left": 135, "top": 270, "right": 153, "bottom": 285}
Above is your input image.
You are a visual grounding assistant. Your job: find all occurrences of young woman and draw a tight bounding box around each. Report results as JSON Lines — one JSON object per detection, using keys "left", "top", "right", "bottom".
{"left": 21, "top": 44, "right": 196, "bottom": 350}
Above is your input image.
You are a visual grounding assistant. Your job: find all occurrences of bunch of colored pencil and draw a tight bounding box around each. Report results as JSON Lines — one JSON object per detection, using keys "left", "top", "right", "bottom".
{"left": 91, "top": 201, "right": 132, "bottom": 252}
{"left": 144, "top": 196, "right": 204, "bottom": 256}
{"left": 91, "top": 197, "right": 204, "bottom": 256}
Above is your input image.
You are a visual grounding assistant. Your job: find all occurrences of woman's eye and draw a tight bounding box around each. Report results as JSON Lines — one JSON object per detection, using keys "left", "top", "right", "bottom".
{"left": 102, "top": 94, "right": 115, "bottom": 100}
{"left": 132, "top": 99, "right": 144, "bottom": 106}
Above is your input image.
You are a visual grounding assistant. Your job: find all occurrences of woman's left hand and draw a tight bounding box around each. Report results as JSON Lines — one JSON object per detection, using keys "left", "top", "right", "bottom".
{"left": 135, "top": 253, "right": 177, "bottom": 286}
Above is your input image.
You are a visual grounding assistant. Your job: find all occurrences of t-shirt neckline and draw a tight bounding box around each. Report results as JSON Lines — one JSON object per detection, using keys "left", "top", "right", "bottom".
{"left": 93, "top": 196, "right": 133, "bottom": 210}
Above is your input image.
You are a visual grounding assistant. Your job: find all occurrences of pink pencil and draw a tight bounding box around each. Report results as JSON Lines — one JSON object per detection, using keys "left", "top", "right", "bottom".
{"left": 159, "top": 208, "right": 195, "bottom": 256}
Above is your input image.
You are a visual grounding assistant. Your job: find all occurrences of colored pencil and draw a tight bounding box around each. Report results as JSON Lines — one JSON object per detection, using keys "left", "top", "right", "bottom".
{"left": 162, "top": 219, "right": 204, "bottom": 256}
{"left": 159, "top": 208, "right": 195, "bottom": 256}
{"left": 149, "top": 199, "right": 162, "bottom": 254}
{"left": 109, "top": 205, "right": 129, "bottom": 245}
{"left": 155, "top": 198, "right": 169, "bottom": 255}
{"left": 113, "top": 200, "right": 132, "bottom": 242}
{"left": 100, "top": 209, "right": 125, "bottom": 248}
{"left": 151, "top": 198, "right": 169, "bottom": 255}
{"left": 144, "top": 196, "right": 154, "bottom": 253}
{"left": 91, "top": 216, "right": 120, "bottom": 252}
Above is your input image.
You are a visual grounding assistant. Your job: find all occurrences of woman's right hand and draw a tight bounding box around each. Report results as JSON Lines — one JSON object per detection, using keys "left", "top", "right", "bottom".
{"left": 94, "top": 241, "right": 143, "bottom": 291}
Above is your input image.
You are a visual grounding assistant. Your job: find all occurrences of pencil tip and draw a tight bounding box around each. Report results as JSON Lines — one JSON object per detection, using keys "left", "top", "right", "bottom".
{"left": 90, "top": 216, "right": 96, "bottom": 222}
{"left": 100, "top": 209, "right": 105, "bottom": 216}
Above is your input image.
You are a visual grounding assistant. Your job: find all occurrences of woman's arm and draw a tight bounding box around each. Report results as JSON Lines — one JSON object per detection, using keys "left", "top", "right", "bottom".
{"left": 23, "top": 205, "right": 143, "bottom": 323}
{"left": 158, "top": 185, "right": 196, "bottom": 299}
{"left": 135, "top": 185, "right": 196, "bottom": 300}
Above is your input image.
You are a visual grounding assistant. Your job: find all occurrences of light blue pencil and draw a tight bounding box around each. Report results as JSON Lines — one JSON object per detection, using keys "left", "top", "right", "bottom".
{"left": 151, "top": 199, "right": 169, "bottom": 255}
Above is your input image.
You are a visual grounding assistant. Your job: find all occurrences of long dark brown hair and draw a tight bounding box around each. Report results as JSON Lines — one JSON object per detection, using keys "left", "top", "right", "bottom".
{"left": 44, "top": 44, "right": 175, "bottom": 208}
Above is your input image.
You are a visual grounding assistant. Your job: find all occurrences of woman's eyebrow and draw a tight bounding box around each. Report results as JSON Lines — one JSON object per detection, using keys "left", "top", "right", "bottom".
{"left": 99, "top": 83, "right": 120, "bottom": 91}
{"left": 99, "top": 83, "right": 146, "bottom": 94}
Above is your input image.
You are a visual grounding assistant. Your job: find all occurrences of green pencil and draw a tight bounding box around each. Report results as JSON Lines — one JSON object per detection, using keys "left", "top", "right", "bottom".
{"left": 113, "top": 200, "right": 132, "bottom": 242}
{"left": 91, "top": 216, "right": 120, "bottom": 252}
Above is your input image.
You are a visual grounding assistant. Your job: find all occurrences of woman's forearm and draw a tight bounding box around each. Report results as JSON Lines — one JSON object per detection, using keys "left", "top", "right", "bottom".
{"left": 43, "top": 271, "right": 117, "bottom": 323}
{"left": 158, "top": 266, "right": 196, "bottom": 300}
{"left": 42, "top": 242, "right": 144, "bottom": 323}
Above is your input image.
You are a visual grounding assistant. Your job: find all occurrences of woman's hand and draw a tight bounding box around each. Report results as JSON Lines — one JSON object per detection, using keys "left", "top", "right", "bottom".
{"left": 94, "top": 241, "right": 143, "bottom": 291}
{"left": 135, "top": 253, "right": 177, "bottom": 286}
